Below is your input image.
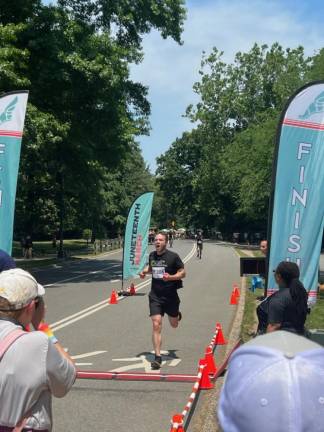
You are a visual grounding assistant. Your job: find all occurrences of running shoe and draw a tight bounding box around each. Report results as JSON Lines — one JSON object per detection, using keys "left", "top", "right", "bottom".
{"left": 151, "top": 355, "right": 162, "bottom": 370}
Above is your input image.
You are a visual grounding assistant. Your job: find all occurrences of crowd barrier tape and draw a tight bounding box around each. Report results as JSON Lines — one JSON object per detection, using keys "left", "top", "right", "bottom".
{"left": 169, "top": 323, "right": 239, "bottom": 432}
{"left": 76, "top": 321, "right": 234, "bottom": 432}
{"left": 169, "top": 363, "right": 205, "bottom": 432}
{"left": 77, "top": 371, "right": 198, "bottom": 382}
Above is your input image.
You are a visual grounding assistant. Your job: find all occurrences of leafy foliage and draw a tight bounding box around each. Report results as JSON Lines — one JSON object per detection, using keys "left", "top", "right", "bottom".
{"left": 0, "top": 0, "right": 185, "bottom": 240}
{"left": 156, "top": 43, "right": 319, "bottom": 235}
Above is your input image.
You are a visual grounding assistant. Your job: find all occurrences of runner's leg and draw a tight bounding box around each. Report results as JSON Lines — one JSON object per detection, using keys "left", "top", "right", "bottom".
{"left": 166, "top": 298, "right": 181, "bottom": 328}
{"left": 151, "top": 314, "right": 163, "bottom": 356}
{"left": 168, "top": 315, "right": 179, "bottom": 328}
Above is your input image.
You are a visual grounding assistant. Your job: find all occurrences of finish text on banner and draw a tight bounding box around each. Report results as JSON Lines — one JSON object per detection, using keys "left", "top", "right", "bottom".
{"left": 267, "top": 82, "right": 324, "bottom": 303}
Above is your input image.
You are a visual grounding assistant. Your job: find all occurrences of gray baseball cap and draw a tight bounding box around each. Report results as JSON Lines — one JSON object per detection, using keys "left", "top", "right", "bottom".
{"left": 218, "top": 331, "right": 324, "bottom": 432}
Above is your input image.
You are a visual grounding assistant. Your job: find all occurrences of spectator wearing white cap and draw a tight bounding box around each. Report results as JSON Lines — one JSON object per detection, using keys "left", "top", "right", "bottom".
{"left": 218, "top": 331, "right": 324, "bottom": 432}
{"left": 0, "top": 268, "right": 76, "bottom": 431}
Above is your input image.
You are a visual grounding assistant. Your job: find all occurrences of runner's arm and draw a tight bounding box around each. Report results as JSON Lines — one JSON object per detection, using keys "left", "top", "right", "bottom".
{"left": 139, "top": 265, "right": 152, "bottom": 278}
{"left": 164, "top": 267, "right": 186, "bottom": 281}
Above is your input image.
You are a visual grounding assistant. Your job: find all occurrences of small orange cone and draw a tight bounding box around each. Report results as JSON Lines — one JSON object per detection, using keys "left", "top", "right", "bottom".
{"left": 109, "top": 290, "right": 118, "bottom": 304}
{"left": 215, "top": 322, "right": 227, "bottom": 345}
{"left": 204, "top": 346, "right": 217, "bottom": 376}
{"left": 230, "top": 290, "right": 238, "bottom": 305}
{"left": 37, "top": 322, "right": 49, "bottom": 332}
{"left": 170, "top": 414, "right": 184, "bottom": 432}
{"left": 233, "top": 284, "right": 240, "bottom": 297}
{"left": 199, "top": 359, "right": 214, "bottom": 389}
{"left": 129, "top": 283, "right": 136, "bottom": 295}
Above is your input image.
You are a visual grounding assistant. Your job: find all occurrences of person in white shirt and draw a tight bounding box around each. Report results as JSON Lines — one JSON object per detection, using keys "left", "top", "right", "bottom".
{"left": 0, "top": 268, "right": 76, "bottom": 431}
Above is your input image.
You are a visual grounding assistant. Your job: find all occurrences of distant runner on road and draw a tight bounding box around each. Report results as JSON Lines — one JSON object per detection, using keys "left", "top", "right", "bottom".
{"left": 139, "top": 232, "right": 185, "bottom": 370}
{"left": 168, "top": 231, "right": 174, "bottom": 248}
{"left": 196, "top": 231, "right": 203, "bottom": 259}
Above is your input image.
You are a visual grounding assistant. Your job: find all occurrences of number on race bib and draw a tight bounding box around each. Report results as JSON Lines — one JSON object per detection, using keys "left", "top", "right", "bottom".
{"left": 152, "top": 266, "right": 165, "bottom": 279}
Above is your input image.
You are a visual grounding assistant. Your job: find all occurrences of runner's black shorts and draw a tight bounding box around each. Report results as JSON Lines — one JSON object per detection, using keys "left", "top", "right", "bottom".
{"left": 149, "top": 294, "right": 180, "bottom": 317}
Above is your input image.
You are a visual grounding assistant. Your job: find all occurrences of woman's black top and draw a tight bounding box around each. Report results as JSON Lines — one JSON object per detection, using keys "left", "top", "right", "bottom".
{"left": 256, "top": 287, "right": 306, "bottom": 335}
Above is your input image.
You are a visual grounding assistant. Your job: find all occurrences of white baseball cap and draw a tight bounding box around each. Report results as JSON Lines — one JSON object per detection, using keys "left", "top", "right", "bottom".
{"left": 218, "top": 331, "right": 324, "bottom": 432}
{"left": 0, "top": 268, "right": 45, "bottom": 310}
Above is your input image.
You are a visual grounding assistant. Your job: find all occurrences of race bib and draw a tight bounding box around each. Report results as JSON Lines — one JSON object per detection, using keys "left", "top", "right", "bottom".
{"left": 152, "top": 266, "right": 165, "bottom": 279}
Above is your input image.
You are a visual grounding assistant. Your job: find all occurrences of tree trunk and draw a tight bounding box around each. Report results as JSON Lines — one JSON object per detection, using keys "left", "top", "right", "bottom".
{"left": 57, "top": 172, "right": 65, "bottom": 258}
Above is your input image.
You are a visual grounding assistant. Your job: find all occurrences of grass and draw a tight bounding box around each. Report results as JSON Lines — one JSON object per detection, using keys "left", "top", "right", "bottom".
{"left": 19, "top": 258, "right": 62, "bottom": 271}
{"left": 240, "top": 281, "right": 324, "bottom": 343}
{"left": 252, "top": 250, "right": 264, "bottom": 257}
{"left": 11, "top": 238, "right": 122, "bottom": 270}
{"left": 240, "top": 284, "right": 264, "bottom": 343}
{"left": 306, "top": 289, "right": 324, "bottom": 329}
{"left": 12, "top": 239, "right": 91, "bottom": 258}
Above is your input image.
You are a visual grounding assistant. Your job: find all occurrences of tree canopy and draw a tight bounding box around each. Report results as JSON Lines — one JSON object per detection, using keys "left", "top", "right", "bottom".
{"left": 2, "top": 0, "right": 324, "bottom": 241}
{"left": 0, "top": 0, "right": 186, "bottom": 241}
{"left": 156, "top": 42, "right": 323, "bottom": 236}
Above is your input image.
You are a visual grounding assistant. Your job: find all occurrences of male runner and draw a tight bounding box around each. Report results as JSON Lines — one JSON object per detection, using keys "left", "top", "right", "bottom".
{"left": 139, "top": 232, "right": 185, "bottom": 370}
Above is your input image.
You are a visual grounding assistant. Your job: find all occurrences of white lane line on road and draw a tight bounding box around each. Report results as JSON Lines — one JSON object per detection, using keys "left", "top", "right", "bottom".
{"left": 71, "top": 351, "right": 107, "bottom": 360}
{"left": 75, "top": 362, "right": 93, "bottom": 366}
{"left": 43, "top": 249, "right": 122, "bottom": 287}
{"left": 52, "top": 303, "right": 110, "bottom": 330}
{"left": 50, "top": 277, "right": 151, "bottom": 329}
{"left": 50, "top": 244, "right": 196, "bottom": 332}
{"left": 44, "top": 264, "right": 118, "bottom": 287}
{"left": 110, "top": 279, "right": 120, "bottom": 283}
{"left": 169, "top": 359, "right": 181, "bottom": 367}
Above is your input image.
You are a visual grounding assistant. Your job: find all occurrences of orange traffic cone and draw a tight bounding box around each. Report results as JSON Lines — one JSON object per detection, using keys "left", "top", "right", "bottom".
{"left": 37, "top": 322, "right": 49, "bottom": 332}
{"left": 170, "top": 414, "right": 184, "bottom": 432}
{"left": 109, "top": 290, "right": 118, "bottom": 304}
{"left": 215, "top": 322, "right": 227, "bottom": 345}
{"left": 230, "top": 290, "right": 238, "bottom": 305}
{"left": 199, "top": 359, "right": 214, "bottom": 389}
{"left": 233, "top": 284, "right": 240, "bottom": 298}
{"left": 129, "top": 283, "right": 136, "bottom": 295}
{"left": 204, "top": 346, "right": 217, "bottom": 376}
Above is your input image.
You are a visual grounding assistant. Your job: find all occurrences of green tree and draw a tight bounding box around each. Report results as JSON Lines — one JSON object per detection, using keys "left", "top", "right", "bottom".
{"left": 157, "top": 43, "right": 311, "bottom": 235}
{"left": 156, "top": 128, "right": 204, "bottom": 228}
{"left": 0, "top": 0, "right": 186, "bottom": 244}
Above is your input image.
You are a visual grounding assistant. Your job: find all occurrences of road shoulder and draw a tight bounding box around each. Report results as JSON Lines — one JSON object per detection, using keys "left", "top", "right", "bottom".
{"left": 190, "top": 277, "right": 246, "bottom": 432}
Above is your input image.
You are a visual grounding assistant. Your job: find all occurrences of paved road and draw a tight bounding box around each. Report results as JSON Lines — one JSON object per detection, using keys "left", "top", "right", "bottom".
{"left": 31, "top": 241, "right": 240, "bottom": 431}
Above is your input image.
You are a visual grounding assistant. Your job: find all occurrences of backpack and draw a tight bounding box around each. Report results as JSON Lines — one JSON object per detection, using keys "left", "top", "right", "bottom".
{"left": 0, "top": 329, "right": 30, "bottom": 432}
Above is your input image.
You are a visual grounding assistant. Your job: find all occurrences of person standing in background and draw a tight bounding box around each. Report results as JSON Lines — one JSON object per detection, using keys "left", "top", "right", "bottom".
{"left": 260, "top": 240, "right": 268, "bottom": 256}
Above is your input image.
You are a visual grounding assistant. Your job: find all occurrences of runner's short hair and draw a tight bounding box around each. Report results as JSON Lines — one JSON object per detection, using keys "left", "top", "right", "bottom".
{"left": 155, "top": 232, "right": 168, "bottom": 242}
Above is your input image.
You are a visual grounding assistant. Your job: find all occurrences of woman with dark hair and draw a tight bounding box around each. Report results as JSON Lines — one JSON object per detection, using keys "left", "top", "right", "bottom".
{"left": 256, "top": 261, "right": 308, "bottom": 335}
